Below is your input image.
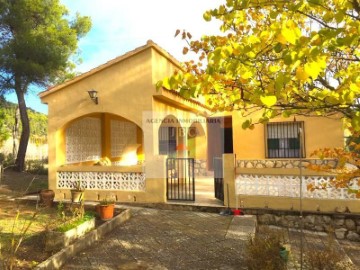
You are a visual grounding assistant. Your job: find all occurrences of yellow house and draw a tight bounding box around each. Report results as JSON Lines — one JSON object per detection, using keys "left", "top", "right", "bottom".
{"left": 40, "top": 40, "right": 354, "bottom": 211}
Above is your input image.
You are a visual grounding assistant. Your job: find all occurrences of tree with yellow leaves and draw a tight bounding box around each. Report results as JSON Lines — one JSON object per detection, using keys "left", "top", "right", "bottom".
{"left": 157, "top": 0, "right": 360, "bottom": 195}
{"left": 308, "top": 131, "right": 360, "bottom": 198}
{"left": 158, "top": 0, "right": 360, "bottom": 130}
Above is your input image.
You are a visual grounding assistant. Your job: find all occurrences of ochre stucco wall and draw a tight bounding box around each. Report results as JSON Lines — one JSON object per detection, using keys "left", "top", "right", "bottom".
{"left": 231, "top": 111, "right": 344, "bottom": 159}
{"left": 41, "top": 47, "right": 171, "bottom": 201}
{"left": 151, "top": 47, "right": 179, "bottom": 84}
{"left": 223, "top": 154, "right": 360, "bottom": 213}
{"left": 40, "top": 41, "right": 347, "bottom": 207}
{"left": 40, "top": 43, "right": 206, "bottom": 203}
{"left": 151, "top": 98, "right": 207, "bottom": 159}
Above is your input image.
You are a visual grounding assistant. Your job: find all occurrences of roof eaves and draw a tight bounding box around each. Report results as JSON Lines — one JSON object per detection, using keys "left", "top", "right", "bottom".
{"left": 161, "top": 87, "right": 212, "bottom": 112}
{"left": 39, "top": 40, "right": 182, "bottom": 99}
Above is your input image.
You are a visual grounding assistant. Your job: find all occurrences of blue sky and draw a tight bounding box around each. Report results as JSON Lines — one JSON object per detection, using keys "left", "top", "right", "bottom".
{"left": 5, "top": 0, "right": 223, "bottom": 114}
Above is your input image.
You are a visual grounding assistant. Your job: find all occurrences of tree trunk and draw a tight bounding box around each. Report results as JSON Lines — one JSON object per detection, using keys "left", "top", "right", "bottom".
{"left": 12, "top": 106, "right": 19, "bottom": 158}
{"left": 14, "top": 88, "right": 30, "bottom": 172}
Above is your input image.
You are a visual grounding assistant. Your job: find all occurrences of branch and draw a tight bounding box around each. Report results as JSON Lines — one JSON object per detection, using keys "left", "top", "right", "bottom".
{"left": 352, "top": 0, "right": 360, "bottom": 16}
{"left": 315, "top": 77, "right": 336, "bottom": 91}
{"left": 296, "top": 10, "right": 338, "bottom": 30}
{"left": 333, "top": 56, "right": 360, "bottom": 62}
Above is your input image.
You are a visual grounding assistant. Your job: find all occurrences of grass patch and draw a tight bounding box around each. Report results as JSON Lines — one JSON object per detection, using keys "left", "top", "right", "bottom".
{"left": 0, "top": 203, "right": 56, "bottom": 247}
{"left": 55, "top": 211, "right": 95, "bottom": 232}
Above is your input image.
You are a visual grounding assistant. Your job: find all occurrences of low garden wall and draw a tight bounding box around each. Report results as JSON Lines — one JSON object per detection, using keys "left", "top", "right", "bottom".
{"left": 194, "top": 159, "right": 207, "bottom": 176}
{"left": 243, "top": 208, "right": 360, "bottom": 242}
{"left": 236, "top": 159, "right": 337, "bottom": 169}
{"left": 57, "top": 165, "right": 145, "bottom": 192}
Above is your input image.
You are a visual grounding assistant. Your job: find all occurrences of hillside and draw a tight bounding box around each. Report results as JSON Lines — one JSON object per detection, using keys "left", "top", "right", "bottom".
{"left": 0, "top": 96, "right": 47, "bottom": 146}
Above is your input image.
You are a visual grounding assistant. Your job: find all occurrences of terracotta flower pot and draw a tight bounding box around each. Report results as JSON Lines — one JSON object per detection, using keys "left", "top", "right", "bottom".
{"left": 39, "top": 189, "right": 55, "bottom": 207}
{"left": 98, "top": 204, "right": 115, "bottom": 221}
{"left": 71, "top": 190, "right": 84, "bottom": 203}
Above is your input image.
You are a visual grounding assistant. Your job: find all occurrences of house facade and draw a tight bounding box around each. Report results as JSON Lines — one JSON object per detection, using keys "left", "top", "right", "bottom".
{"left": 40, "top": 41, "right": 354, "bottom": 211}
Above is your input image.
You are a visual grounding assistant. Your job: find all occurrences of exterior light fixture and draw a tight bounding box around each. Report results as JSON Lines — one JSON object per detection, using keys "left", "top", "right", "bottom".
{"left": 88, "top": 89, "right": 98, "bottom": 105}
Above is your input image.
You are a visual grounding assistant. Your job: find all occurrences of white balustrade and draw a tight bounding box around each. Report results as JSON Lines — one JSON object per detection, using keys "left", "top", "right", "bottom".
{"left": 57, "top": 171, "right": 146, "bottom": 191}
{"left": 235, "top": 174, "right": 359, "bottom": 200}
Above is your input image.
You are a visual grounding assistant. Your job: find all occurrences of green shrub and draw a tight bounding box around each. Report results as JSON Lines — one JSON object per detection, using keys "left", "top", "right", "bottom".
{"left": 0, "top": 153, "right": 15, "bottom": 168}
{"left": 56, "top": 211, "right": 95, "bottom": 232}
{"left": 0, "top": 152, "right": 5, "bottom": 163}
{"left": 245, "top": 228, "right": 287, "bottom": 270}
{"left": 25, "top": 159, "right": 48, "bottom": 175}
{"left": 304, "top": 246, "right": 354, "bottom": 270}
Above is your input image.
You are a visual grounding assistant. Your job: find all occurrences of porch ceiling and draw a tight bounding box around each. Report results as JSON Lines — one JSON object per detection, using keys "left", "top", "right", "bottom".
{"left": 154, "top": 88, "right": 211, "bottom": 117}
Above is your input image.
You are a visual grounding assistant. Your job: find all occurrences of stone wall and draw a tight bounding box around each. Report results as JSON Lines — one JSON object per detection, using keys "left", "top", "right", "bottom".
{"left": 244, "top": 208, "right": 360, "bottom": 242}
{"left": 194, "top": 159, "right": 208, "bottom": 176}
{"left": 236, "top": 159, "right": 337, "bottom": 169}
{"left": 193, "top": 158, "right": 337, "bottom": 174}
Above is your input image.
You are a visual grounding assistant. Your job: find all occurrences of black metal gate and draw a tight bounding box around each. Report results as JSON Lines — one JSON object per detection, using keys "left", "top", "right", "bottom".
{"left": 166, "top": 158, "right": 195, "bottom": 201}
{"left": 214, "top": 157, "right": 224, "bottom": 202}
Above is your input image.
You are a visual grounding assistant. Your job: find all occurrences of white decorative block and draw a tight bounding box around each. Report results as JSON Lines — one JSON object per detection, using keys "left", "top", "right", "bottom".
{"left": 110, "top": 120, "right": 137, "bottom": 158}
{"left": 235, "top": 174, "right": 359, "bottom": 200}
{"left": 65, "top": 117, "right": 101, "bottom": 163}
{"left": 57, "top": 171, "right": 146, "bottom": 191}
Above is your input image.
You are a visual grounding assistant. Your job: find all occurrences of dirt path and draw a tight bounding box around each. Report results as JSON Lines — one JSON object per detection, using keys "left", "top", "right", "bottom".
{"left": 0, "top": 168, "right": 48, "bottom": 198}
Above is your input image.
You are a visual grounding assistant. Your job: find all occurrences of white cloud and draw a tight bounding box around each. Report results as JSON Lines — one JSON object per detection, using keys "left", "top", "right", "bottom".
{"left": 19, "top": 0, "right": 224, "bottom": 114}
{"left": 61, "top": 0, "right": 223, "bottom": 72}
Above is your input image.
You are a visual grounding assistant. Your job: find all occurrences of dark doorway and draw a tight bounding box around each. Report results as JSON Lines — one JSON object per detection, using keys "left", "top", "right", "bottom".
{"left": 159, "top": 126, "right": 177, "bottom": 157}
{"left": 213, "top": 157, "right": 224, "bottom": 202}
{"left": 207, "top": 116, "right": 233, "bottom": 170}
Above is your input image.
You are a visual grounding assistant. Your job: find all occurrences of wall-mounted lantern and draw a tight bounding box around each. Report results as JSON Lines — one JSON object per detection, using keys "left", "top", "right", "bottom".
{"left": 87, "top": 89, "right": 98, "bottom": 105}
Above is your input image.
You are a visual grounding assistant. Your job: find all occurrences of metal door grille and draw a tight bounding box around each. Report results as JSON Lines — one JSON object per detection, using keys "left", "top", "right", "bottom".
{"left": 166, "top": 158, "right": 195, "bottom": 201}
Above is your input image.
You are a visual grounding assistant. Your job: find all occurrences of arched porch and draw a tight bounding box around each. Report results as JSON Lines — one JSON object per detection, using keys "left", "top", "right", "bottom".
{"left": 54, "top": 113, "right": 146, "bottom": 201}
{"left": 58, "top": 112, "right": 144, "bottom": 166}
{"left": 157, "top": 114, "right": 182, "bottom": 157}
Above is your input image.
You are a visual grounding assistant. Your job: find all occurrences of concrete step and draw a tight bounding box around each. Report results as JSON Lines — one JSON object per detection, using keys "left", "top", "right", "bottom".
{"left": 226, "top": 215, "right": 257, "bottom": 240}
{"left": 120, "top": 202, "right": 226, "bottom": 213}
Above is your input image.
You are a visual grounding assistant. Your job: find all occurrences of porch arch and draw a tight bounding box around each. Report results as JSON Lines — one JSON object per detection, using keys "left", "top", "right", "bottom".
{"left": 57, "top": 112, "right": 144, "bottom": 166}
{"left": 158, "top": 114, "right": 182, "bottom": 157}
{"left": 187, "top": 121, "right": 206, "bottom": 160}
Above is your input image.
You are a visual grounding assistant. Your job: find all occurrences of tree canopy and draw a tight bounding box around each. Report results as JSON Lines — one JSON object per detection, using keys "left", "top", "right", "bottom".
{"left": 0, "top": 0, "right": 91, "bottom": 171}
{"left": 0, "top": 98, "right": 47, "bottom": 140}
{"left": 0, "top": 107, "right": 9, "bottom": 148}
{"left": 158, "top": 0, "right": 360, "bottom": 130}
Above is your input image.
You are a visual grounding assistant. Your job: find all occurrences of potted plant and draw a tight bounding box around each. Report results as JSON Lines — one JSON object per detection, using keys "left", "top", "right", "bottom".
{"left": 71, "top": 180, "right": 85, "bottom": 203}
{"left": 279, "top": 244, "right": 290, "bottom": 262}
{"left": 97, "top": 198, "right": 115, "bottom": 221}
{"left": 39, "top": 189, "right": 55, "bottom": 207}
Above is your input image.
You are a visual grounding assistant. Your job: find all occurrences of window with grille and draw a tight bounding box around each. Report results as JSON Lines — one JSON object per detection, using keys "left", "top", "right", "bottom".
{"left": 159, "top": 127, "right": 177, "bottom": 156}
{"left": 265, "top": 121, "right": 304, "bottom": 158}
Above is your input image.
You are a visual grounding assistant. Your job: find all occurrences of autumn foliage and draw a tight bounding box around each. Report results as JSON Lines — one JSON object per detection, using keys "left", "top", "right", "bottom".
{"left": 308, "top": 130, "right": 360, "bottom": 198}
{"left": 158, "top": 0, "right": 360, "bottom": 130}
{"left": 157, "top": 0, "right": 360, "bottom": 196}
